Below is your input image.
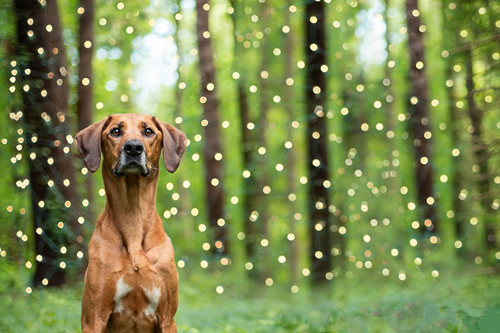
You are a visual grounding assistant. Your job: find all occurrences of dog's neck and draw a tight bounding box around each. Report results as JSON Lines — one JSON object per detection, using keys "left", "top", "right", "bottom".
{"left": 101, "top": 166, "right": 159, "bottom": 266}
{"left": 104, "top": 173, "right": 158, "bottom": 213}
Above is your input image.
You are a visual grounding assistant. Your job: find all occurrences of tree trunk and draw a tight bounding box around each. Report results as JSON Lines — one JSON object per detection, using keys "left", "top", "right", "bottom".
{"left": 383, "top": 0, "right": 398, "bottom": 195}
{"left": 230, "top": 0, "right": 262, "bottom": 277}
{"left": 77, "top": 0, "right": 93, "bottom": 131}
{"left": 15, "top": 0, "right": 82, "bottom": 287}
{"left": 284, "top": 0, "right": 299, "bottom": 287}
{"left": 305, "top": 0, "right": 331, "bottom": 283}
{"left": 446, "top": 66, "right": 466, "bottom": 253}
{"left": 255, "top": 2, "right": 271, "bottom": 280}
{"left": 195, "top": 0, "right": 227, "bottom": 256}
{"left": 173, "top": 1, "right": 191, "bottom": 229}
{"left": 237, "top": 80, "right": 259, "bottom": 264}
{"left": 383, "top": 0, "right": 395, "bottom": 139}
{"left": 441, "top": 1, "right": 467, "bottom": 255}
{"left": 464, "top": 49, "right": 495, "bottom": 249}
{"left": 77, "top": 0, "right": 95, "bottom": 223}
{"left": 405, "top": 0, "right": 438, "bottom": 233}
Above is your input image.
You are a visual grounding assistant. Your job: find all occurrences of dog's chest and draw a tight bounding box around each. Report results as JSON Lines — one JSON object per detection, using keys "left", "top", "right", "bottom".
{"left": 112, "top": 273, "right": 163, "bottom": 321}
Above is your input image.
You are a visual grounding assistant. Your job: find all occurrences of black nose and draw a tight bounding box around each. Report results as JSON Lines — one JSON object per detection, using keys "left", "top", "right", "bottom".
{"left": 123, "top": 140, "right": 144, "bottom": 157}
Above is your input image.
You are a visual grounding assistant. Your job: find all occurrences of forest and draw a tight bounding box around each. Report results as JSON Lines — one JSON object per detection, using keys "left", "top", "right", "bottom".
{"left": 0, "top": 0, "right": 499, "bottom": 331}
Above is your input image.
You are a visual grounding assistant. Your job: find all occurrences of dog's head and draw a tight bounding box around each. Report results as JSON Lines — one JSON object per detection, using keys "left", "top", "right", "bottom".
{"left": 75, "top": 114, "right": 186, "bottom": 176}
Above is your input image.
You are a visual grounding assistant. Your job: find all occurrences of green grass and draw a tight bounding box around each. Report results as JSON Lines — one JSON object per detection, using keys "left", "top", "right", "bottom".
{"left": 1, "top": 268, "right": 499, "bottom": 332}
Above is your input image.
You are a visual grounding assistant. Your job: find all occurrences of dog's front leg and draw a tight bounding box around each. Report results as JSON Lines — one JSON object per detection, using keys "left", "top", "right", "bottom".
{"left": 158, "top": 321, "right": 177, "bottom": 333}
{"left": 81, "top": 267, "right": 114, "bottom": 332}
{"left": 81, "top": 291, "right": 112, "bottom": 333}
{"left": 156, "top": 270, "right": 179, "bottom": 333}
{"left": 81, "top": 315, "right": 110, "bottom": 333}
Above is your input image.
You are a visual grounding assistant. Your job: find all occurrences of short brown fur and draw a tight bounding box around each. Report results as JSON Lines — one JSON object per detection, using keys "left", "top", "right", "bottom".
{"left": 75, "top": 114, "right": 186, "bottom": 333}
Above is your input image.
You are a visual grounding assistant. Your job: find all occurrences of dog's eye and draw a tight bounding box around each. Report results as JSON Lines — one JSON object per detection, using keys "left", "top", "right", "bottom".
{"left": 110, "top": 128, "right": 121, "bottom": 137}
{"left": 145, "top": 128, "right": 155, "bottom": 137}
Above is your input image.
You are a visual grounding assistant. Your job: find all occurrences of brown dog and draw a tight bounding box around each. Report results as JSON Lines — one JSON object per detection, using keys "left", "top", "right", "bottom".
{"left": 75, "top": 114, "right": 186, "bottom": 332}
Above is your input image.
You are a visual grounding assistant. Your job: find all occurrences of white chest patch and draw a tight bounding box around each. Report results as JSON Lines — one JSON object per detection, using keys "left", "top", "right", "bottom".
{"left": 113, "top": 277, "right": 133, "bottom": 314}
{"left": 142, "top": 286, "right": 161, "bottom": 318}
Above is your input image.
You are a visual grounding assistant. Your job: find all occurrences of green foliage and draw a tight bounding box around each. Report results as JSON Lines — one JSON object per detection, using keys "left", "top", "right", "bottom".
{"left": 1, "top": 268, "right": 499, "bottom": 332}
{"left": 0, "top": 285, "right": 81, "bottom": 332}
{"left": 0, "top": 0, "right": 499, "bottom": 329}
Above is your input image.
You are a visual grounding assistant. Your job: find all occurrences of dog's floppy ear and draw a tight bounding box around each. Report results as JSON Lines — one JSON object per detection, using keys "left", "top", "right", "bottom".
{"left": 154, "top": 117, "right": 187, "bottom": 173}
{"left": 75, "top": 117, "right": 110, "bottom": 173}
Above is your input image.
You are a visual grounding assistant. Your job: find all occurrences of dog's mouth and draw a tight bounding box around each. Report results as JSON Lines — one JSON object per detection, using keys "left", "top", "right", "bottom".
{"left": 113, "top": 156, "right": 150, "bottom": 177}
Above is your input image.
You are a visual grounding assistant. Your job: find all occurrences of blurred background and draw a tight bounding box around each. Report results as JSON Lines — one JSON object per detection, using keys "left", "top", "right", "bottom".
{"left": 0, "top": 0, "right": 499, "bottom": 331}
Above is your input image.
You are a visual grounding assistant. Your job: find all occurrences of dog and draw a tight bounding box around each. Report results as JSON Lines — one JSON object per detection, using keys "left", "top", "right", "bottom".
{"left": 75, "top": 113, "right": 186, "bottom": 332}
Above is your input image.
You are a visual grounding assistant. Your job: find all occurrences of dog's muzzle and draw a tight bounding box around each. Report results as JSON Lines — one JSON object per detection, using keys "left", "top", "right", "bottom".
{"left": 113, "top": 140, "right": 150, "bottom": 177}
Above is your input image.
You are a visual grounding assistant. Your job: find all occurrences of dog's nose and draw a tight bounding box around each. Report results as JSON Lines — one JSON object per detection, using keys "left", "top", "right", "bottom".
{"left": 123, "top": 140, "right": 144, "bottom": 157}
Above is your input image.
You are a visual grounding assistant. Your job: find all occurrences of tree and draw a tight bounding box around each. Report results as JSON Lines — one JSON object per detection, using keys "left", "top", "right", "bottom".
{"left": 305, "top": 0, "right": 331, "bottom": 283}
{"left": 254, "top": 1, "right": 272, "bottom": 279}
{"left": 195, "top": 0, "right": 228, "bottom": 256}
{"left": 283, "top": 0, "right": 299, "bottom": 286}
{"left": 464, "top": 49, "right": 495, "bottom": 249}
{"left": 441, "top": 1, "right": 466, "bottom": 254}
{"left": 230, "top": 0, "right": 259, "bottom": 273}
{"left": 77, "top": 0, "right": 95, "bottom": 221}
{"left": 77, "top": 0, "right": 94, "bottom": 132}
{"left": 14, "top": 0, "right": 81, "bottom": 286}
{"left": 383, "top": 0, "right": 397, "bottom": 183}
{"left": 172, "top": 0, "right": 192, "bottom": 226}
{"left": 444, "top": 0, "right": 498, "bottom": 252}
{"left": 405, "top": 0, "right": 438, "bottom": 234}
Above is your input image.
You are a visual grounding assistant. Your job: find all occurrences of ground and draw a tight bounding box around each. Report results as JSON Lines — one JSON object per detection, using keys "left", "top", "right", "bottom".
{"left": 1, "top": 268, "right": 499, "bottom": 332}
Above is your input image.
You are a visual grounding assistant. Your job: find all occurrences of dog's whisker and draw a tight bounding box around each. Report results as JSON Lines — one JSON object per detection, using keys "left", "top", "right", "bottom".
{"left": 147, "top": 160, "right": 158, "bottom": 172}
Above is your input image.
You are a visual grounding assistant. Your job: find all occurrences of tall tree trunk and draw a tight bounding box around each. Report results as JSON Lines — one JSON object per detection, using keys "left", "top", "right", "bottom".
{"left": 196, "top": 0, "right": 227, "bottom": 256}
{"left": 464, "top": 49, "right": 496, "bottom": 249}
{"left": 341, "top": 86, "right": 363, "bottom": 172}
{"left": 383, "top": 0, "right": 395, "bottom": 139}
{"left": 283, "top": 0, "right": 299, "bottom": 286}
{"left": 305, "top": 0, "right": 331, "bottom": 283}
{"left": 230, "top": 0, "right": 262, "bottom": 277}
{"left": 237, "top": 80, "right": 259, "bottom": 265}
{"left": 383, "top": 0, "right": 398, "bottom": 195}
{"left": 446, "top": 65, "right": 466, "bottom": 253}
{"left": 15, "top": 0, "right": 81, "bottom": 287}
{"left": 355, "top": 72, "right": 367, "bottom": 170}
{"left": 442, "top": 1, "right": 467, "bottom": 255}
{"left": 405, "top": 0, "right": 438, "bottom": 233}
{"left": 255, "top": 2, "right": 271, "bottom": 280}
{"left": 173, "top": 1, "right": 191, "bottom": 228}
{"left": 77, "top": 0, "right": 93, "bottom": 131}
{"left": 77, "top": 0, "right": 95, "bottom": 222}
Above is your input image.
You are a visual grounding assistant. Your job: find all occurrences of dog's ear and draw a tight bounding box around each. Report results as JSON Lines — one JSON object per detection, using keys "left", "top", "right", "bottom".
{"left": 75, "top": 117, "right": 110, "bottom": 173}
{"left": 154, "top": 117, "right": 187, "bottom": 173}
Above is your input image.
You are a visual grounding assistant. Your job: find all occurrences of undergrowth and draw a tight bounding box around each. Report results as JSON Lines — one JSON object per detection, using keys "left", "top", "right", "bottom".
{"left": 1, "top": 267, "right": 499, "bottom": 332}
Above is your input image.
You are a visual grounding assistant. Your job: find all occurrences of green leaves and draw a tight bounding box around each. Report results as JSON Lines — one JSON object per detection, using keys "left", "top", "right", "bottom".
{"left": 2, "top": 271, "right": 498, "bottom": 332}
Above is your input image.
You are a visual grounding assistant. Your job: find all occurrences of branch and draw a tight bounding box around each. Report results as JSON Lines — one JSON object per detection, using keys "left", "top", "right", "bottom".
{"left": 448, "top": 34, "right": 500, "bottom": 55}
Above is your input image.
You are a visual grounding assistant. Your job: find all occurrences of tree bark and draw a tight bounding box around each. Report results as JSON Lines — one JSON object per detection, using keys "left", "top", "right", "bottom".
{"left": 383, "top": 0, "right": 395, "bottom": 139}
{"left": 230, "top": 0, "right": 263, "bottom": 277}
{"left": 173, "top": 1, "right": 191, "bottom": 228}
{"left": 405, "top": 0, "right": 438, "bottom": 233}
{"left": 195, "top": 0, "right": 228, "bottom": 255}
{"left": 237, "top": 80, "right": 259, "bottom": 264}
{"left": 15, "top": 0, "right": 82, "bottom": 287}
{"left": 305, "top": 0, "right": 331, "bottom": 283}
{"left": 77, "top": 0, "right": 95, "bottom": 223}
{"left": 441, "top": 1, "right": 468, "bottom": 255}
{"left": 446, "top": 65, "right": 466, "bottom": 252}
{"left": 284, "top": 0, "right": 299, "bottom": 287}
{"left": 464, "top": 49, "right": 496, "bottom": 249}
{"left": 255, "top": 1, "right": 271, "bottom": 280}
{"left": 77, "top": 0, "right": 93, "bottom": 131}
{"left": 383, "top": 0, "right": 397, "bottom": 192}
